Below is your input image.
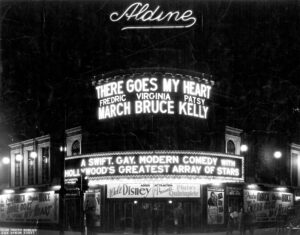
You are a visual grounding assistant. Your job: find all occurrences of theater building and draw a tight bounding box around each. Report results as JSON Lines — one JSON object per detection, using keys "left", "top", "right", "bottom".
{"left": 1, "top": 68, "right": 296, "bottom": 233}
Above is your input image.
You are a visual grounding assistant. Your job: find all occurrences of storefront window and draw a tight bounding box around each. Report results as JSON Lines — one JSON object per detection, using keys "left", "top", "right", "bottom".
{"left": 42, "top": 147, "right": 49, "bottom": 183}
{"left": 28, "top": 151, "right": 34, "bottom": 185}
{"left": 291, "top": 153, "right": 298, "bottom": 186}
{"left": 15, "top": 158, "right": 21, "bottom": 187}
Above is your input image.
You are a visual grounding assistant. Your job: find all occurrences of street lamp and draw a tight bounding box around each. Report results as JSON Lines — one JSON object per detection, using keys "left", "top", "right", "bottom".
{"left": 274, "top": 151, "right": 282, "bottom": 159}
{"left": 2, "top": 157, "right": 10, "bottom": 165}
{"left": 15, "top": 154, "right": 23, "bottom": 162}
{"left": 241, "top": 144, "right": 248, "bottom": 152}
{"left": 30, "top": 151, "right": 37, "bottom": 159}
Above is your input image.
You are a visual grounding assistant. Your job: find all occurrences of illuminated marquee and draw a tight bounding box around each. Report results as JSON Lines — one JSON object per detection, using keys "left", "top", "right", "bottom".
{"left": 110, "top": 2, "right": 197, "bottom": 30}
{"left": 94, "top": 71, "right": 214, "bottom": 120}
{"left": 65, "top": 151, "right": 244, "bottom": 182}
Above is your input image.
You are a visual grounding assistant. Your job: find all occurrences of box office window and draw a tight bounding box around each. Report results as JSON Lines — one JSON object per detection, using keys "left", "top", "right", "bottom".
{"left": 42, "top": 147, "right": 49, "bottom": 183}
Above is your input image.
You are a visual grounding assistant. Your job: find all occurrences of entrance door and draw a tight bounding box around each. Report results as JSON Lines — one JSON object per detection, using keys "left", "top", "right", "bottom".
{"left": 110, "top": 199, "right": 201, "bottom": 232}
{"left": 228, "top": 196, "right": 243, "bottom": 212}
{"left": 65, "top": 196, "right": 81, "bottom": 230}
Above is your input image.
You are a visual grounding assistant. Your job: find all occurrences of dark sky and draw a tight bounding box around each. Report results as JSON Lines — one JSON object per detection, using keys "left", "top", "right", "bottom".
{"left": 0, "top": 0, "right": 300, "bottom": 150}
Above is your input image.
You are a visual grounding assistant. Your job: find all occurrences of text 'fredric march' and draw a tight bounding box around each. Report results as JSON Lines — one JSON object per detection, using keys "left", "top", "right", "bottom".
{"left": 95, "top": 76, "right": 212, "bottom": 120}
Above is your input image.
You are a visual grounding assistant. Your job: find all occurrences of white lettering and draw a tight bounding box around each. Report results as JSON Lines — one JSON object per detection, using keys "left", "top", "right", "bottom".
{"left": 109, "top": 2, "right": 197, "bottom": 30}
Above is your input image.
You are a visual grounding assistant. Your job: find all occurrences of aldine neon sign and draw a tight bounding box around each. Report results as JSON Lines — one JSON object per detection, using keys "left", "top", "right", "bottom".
{"left": 110, "top": 2, "right": 197, "bottom": 30}
{"left": 94, "top": 72, "right": 213, "bottom": 120}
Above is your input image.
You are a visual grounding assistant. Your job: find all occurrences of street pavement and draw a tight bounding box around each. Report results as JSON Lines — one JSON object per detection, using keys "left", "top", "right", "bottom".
{"left": 36, "top": 228, "right": 294, "bottom": 235}
{"left": 1, "top": 227, "right": 298, "bottom": 235}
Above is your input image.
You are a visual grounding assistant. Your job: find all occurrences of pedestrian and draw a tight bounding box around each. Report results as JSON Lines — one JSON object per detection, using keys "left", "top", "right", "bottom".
{"left": 85, "top": 206, "right": 95, "bottom": 235}
{"left": 141, "top": 203, "right": 151, "bottom": 235}
{"left": 238, "top": 208, "right": 245, "bottom": 235}
{"left": 226, "top": 207, "right": 235, "bottom": 235}
{"left": 244, "top": 206, "right": 255, "bottom": 235}
{"left": 152, "top": 203, "right": 160, "bottom": 235}
{"left": 174, "top": 202, "right": 184, "bottom": 234}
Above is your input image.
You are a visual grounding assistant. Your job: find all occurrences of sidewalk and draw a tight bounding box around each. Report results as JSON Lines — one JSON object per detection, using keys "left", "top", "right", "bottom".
{"left": 38, "top": 227, "right": 280, "bottom": 235}
{"left": 0, "top": 227, "right": 289, "bottom": 235}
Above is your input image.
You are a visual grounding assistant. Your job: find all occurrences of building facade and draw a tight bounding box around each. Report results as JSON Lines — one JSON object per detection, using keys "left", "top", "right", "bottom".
{"left": 0, "top": 68, "right": 297, "bottom": 233}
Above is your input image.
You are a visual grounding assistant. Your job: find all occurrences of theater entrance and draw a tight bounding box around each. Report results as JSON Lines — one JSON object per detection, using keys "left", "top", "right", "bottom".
{"left": 107, "top": 199, "right": 201, "bottom": 233}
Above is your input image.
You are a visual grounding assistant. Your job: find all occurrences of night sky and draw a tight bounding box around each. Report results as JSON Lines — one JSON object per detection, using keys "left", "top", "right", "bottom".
{"left": 0, "top": 0, "right": 300, "bottom": 157}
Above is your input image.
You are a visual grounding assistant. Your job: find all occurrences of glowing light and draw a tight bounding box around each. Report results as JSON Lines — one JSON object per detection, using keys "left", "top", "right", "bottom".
{"left": 15, "top": 154, "right": 23, "bottom": 162}
{"left": 30, "top": 151, "right": 37, "bottom": 159}
{"left": 274, "top": 151, "right": 282, "bottom": 159}
{"left": 248, "top": 184, "right": 257, "bottom": 189}
{"left": 2, "top": 157, "right": 10, "bottom": 165}
{"left": 52, "top": 185, "right": 61, "bottom": 190}
{"left": 277, "top": 187, "right": 287, "bottom": 191}
{"left": 168, "top": 200, "right": 173, "bottom": 204}
{"left": 3, "top": 189, "right": 14, "bottom": 194}
{"left": 212, "top": 181, "right": 222, "bottom": 186}
{"left": 241, "top": 145, "right": 248, "bottom": 152}
{"left": 60, "top": 146, "right": 67, "bottom": 152}
{"left": 26, "top": 188, "right": 36, "bottom": 192}
{"left": 134, "top": 200, "right": 138, "bottom": 204}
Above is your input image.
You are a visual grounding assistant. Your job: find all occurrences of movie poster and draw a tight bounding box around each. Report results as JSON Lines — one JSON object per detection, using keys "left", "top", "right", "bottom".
{"left": 0, "top": 191, "right": 59, "bottom": 223}
{"left": 207, "top": 187, "right": 224, "bottom": 224}
{"left": 244, "top": 190, "right": 293, "bottom": 222}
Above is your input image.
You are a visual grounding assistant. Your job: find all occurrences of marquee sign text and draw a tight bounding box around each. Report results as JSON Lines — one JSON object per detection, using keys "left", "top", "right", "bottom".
{"left": 95, "top": 73, "right": 213, "bottom": 120}
{"left": 65, "top": 151, "right": 243, "bottom": 182}
{"left": 107, "top": 183, "right": 200, "bottom": 198}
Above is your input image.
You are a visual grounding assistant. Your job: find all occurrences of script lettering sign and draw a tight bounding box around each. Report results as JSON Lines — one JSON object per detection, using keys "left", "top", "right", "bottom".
{"left": 110, "top": 2, "right": 197, "bottom": 30}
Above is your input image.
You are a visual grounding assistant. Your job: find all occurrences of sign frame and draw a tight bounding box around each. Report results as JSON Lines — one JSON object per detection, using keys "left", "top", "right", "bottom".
{"left": 65, "top": 150, "right": 244, "bottom": 183}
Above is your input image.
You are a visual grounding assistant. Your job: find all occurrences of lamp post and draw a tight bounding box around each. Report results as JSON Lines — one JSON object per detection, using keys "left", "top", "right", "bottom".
{"left": 59, "top": 145, "right": 67, "bottom": 235}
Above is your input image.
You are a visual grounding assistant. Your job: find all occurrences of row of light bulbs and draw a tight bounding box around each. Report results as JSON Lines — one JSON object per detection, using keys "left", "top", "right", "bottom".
{"left": 15, "top": 151, "right": 37, "bottom": 162}
{"left": 240, "top": 144, "right": 282, "bottom": 159}
{"left": 2, "top": 151, "right": 38, "bottom": 164}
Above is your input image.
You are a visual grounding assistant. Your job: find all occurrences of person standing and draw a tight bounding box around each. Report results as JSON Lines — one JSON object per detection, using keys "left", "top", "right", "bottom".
{"left": 141, "top": 203, "right": 151, "bottom": 235}
{"left": 244, "top": 206, "right": 255, "bottom": 235}
{"left": 238, "top": 208, "right": 245, "bottom": 235}
{"left": 226, "top": 207, "right": 235, "bottom": 235}
{"left": 174, "top": 203, "right": 184, "bottom": 234}
{"left": 152, "top": 203, "right": 160, "bottom": 235}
